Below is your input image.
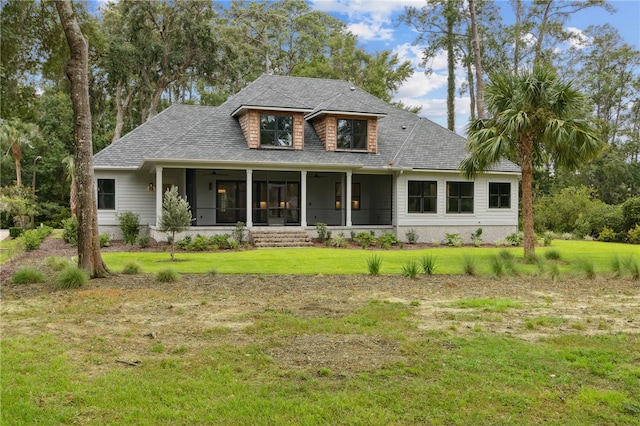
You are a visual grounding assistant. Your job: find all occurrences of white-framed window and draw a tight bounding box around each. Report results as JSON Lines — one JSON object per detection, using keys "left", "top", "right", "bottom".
{"left": 97, "top": 178, "right": 115, "bottom": 210}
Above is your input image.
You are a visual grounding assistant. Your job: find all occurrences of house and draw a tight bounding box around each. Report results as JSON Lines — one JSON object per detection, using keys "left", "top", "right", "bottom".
{"left": 93, "top": 75, "right": 520, "bottom": 244}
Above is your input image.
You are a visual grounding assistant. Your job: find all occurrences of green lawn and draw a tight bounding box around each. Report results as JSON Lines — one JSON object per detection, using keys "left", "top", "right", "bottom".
{"left": 101, "top": 240, "right": 639, "bottom": 276}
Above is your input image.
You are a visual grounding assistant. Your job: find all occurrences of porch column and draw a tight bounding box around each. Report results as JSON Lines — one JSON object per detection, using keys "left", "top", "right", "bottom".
{"left": 246, "top": 169, "right": 253, "bottom": 227}
{"left": 300, "top": 171, "right": 307, "bottom": 227}
{"left": 155, "top": 166, "right": 163, "bottom": 227}
{"left": 346, "top": 171, "right": 352, "bottom": 227}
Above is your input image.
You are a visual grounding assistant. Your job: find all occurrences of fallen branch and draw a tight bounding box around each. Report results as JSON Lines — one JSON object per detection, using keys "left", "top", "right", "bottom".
{"left": 116, "top": 359, "right": 141, "bottom": 367}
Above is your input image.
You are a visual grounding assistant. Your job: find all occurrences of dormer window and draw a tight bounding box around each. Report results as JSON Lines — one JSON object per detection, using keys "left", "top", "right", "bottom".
{"left": 337, "top": 119, "right": 367, "bottom": 150}
{"left": 260, "top": 114, "right": 292, "bottom": 147}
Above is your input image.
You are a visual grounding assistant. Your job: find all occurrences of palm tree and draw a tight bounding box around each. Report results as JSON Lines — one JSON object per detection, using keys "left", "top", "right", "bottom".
{"left": 460, "top": 65, "right": 603, "bottom": 256}
{"left": 0, "top": 119, "right": 38, "bottom": 186}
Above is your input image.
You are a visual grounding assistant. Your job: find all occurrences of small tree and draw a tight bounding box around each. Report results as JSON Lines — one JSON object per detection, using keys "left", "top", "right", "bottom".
{"left": 158, "top": 186, "right": 192, "bottom": 260}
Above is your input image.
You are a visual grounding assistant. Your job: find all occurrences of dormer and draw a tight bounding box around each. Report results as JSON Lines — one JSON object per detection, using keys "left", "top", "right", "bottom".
{"left": 305, "top": 92, "right": 386, "bottom": 154}
{"left": 231, "top": 88, "right": 313, "bottom": 150}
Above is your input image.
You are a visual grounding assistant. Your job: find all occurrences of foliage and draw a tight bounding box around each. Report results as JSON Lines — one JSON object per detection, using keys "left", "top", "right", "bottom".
{"left": 505, "top": 232, "right": 523, "bottom": 246}
{"left": 378, "top": 232, "right": 399, "bottom": 249}
{"left": 56, "top": 266, "right": 89, "bottom": 289}
{"left": 462, "top": 255, "right": 477, "bottom": 275}
{"left": 156, "top": 268, "right": 180, "bottom": 283}
{"left": 158, "top": 186, "right": 192, "bottom": 260}
{"left": 117, "top": 211, "right": 140, "bottom": 245}
{"left": 598, "top": 227, "right": 617, "bottom": 242}
{"left": 0, "top": 184, "right": 36, "bottom": 228}
{"left": 420, "top": 254, "right": 437, "bottom": 275}
{"left": 232, "top": 222, "right": 246, "bottom": 243}
{"left": 12, "top": 267, "right": 45, "bottom": 284}
{"left": 330, "top": 232, "right": 347, "bottom": 248}
{"left": 621, "top": 197, "right": 640, "bottom": 231}
{"left": 46, "top": 255, "right": 72, "bottom": 271}
{"left": 405, "top": 229, "right": 418, "bottom": 244}
{"left": 9, "top": 227, "right": 23, "bottom": 238}
{"left": 353, "top": 231, "right": 376, "bottom": 249}
{"left": 533, "top": 186, "right": 606, "bottom": 234}
{"left": 401, "top": 259, "right": 420, "bottom": 279}
{"left": 137, "top": 235, "right": 150, "bottom": 248}
{"left": 628, "top": 225, "right": 640, "bottom": 244}
{"left": 572, "top": 214, "right": 592, "bottom": 239}
{"left": 99, "top": 234, "right": 110, "bottom": 248}
{"left": 575, "top": 258, "right": 596, "bottom": 280}
{"left": 490, "top": 255, "right": 516, "bottom": 278}
{"left": 444, "top": 233, "right": 463, "bottom": 247}
{"left": 471, "top": 228, "right": 483, "bottom": 247}
{"left": 61, "top": 216, "right": 78, "bottom": 246}
{"left": 21, "top": 226, "right": 52, "bottom": 251}
{"left": 544, "top": 249, "right": 562, "bottom": 261}
{"left": 622, "top": 256, "right": 640, "bottom": 280}
{"left": 542, "top": 231, "right": 554, "bottom": 246}
{"left": 315, "top": 223, "right": 330, "bottom": 242}
{"left": 462, "top": 65, "right": 603, "bottom": 256}
{"left": 366, "top": 255, "right": 382, "bottom": 276}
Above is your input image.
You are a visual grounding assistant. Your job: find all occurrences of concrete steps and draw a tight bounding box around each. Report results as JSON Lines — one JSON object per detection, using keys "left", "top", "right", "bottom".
{"left": 250, "top": 230, "right": 313, "bottom": 248}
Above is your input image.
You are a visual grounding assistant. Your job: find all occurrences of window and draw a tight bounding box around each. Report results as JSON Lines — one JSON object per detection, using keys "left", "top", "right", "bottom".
{"left": 408, "top": 181, "right": 437, "bottom": 213}
{"left": 97, "top": 179, "right": 115, "bottom": 210}
{"left": 489, "top": 183, "right": 511, "bottom": 208}
{"left": 335, "top": 182, "right": 361, "bottom": 210}
{"left": 260, "top": 115, "right": 292, "bottom": 147}
{"left": 447, "top": 182, "right": 474, "bottom": 213}
{"left": 337, "top": 119, "right": 367, "bottom": 150}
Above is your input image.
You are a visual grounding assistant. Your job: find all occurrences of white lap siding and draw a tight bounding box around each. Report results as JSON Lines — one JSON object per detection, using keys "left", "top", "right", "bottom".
{"left": 95, "top": 170, "right": 157, "bottom": 228}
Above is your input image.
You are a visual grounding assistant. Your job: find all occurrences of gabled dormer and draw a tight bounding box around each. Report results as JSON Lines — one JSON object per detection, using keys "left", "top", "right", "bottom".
{"left": 305, "top": 92, "right": 387, "bottom": 154}
{"left": 231, "top": 88, "right": 313, "bottom": 150}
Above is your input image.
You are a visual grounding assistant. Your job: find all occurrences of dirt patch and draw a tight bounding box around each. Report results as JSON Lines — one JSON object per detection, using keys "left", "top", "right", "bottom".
{"left": 1, "top": 237, "right": 639, "bottom": 377}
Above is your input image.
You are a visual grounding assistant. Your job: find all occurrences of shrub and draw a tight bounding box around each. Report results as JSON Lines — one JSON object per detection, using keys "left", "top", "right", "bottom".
{"left": 232, "top": 221, "right": 246, "bottom": 243}
{"left": 354, "top": 231, "right": 376, "bottom": 249}
{"left": 572, "top": 215, "right": 591, "bottom": 239}
{"left": 420, "top": 254, "right": 437, "bottom": 275}
{"left": 401, "top": 259, "right": 420, "bottom": 279}
{"left": 505, "top": 232, "right": 523, "bottom": 246}
{"left": 22, "top": 229, "right": 43, "bottom": 251}
{"left": 543, "top": 231, "right": 554, "bottom": 246}
{"left": 366, "top": 254, "right": 382, "bottom": 275}
{"left": 56, "top": 266, "right": 89, "bottom": 289}
{"left": 117, "top": 211, "right": 140, "bottom": 245}
{"left": 622, "top": 196, "right": 640, "bottom": 231}
{"left": 445, "top": 233, "right": 462, "bottom": 247}
{"left": 379, "top": 232, "right": 398, "bottom": 249}
{"left": 99, "top": 234, "right": 110, "bottom": 248}
{"left": 156, "top": 268, "right": 180, "bottom": 282}
{"left": 598, "top": 227, "right": 616, "bottom": 242}
{"left": 315, "top": 223, "right": 330, "bottom": 242}
{"left": 226, "top": 236, "right": 240, "bottom": 249}
{"left": 137, "top": 234, "right": 150, "bottom": 248}
{"left": 121, "top": 261, "right": 142, "bottom": 275}
{"left": 208, "top": 234, "right": 229, "bottom": 249}
{"left": 175, "top": 235, "right": 192, "bottom": 250}
{"left": 405, "top": 229, "right": 418, "bottom": 244}
{"left": 471, "top": 228, "right": 483, "bottom": 247}
{"left": 9, "top": 227, "right": 23, "bottom": 238}
{"left": 330, "top": 232, "right": 347, "bottom": 248}
{"left": 47, "top": 255, "right": 72, "bottom": 271}
{"left": 188, "top": 235, "right": 210, "bottom": 251}
{"left": 533, "top": 186, "right": 606, "bottom": 234}
{"left": 61, "top": 216, "right": 78, "bottom": 246}
{"left": 12, "top": 267, "right": 45, "bottom": 284}
{"left": 628, "top": 224, "right": 640, "bottom": 244}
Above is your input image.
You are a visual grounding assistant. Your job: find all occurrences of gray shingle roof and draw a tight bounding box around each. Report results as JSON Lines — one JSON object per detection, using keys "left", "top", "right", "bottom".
{"left": 94, "top": 74, "right": 520, "bottom": 174}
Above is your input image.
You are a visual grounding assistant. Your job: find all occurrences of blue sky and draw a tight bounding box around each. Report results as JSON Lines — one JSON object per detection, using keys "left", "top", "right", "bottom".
{"left": 308, "top": 0, "right": 640, "bottom": 133}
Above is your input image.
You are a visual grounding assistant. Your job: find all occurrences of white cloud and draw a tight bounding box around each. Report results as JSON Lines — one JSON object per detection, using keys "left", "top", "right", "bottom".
{"left": 347, "top": 21, "right": 394, "bottom": 41}
{"left": 565, "top": 27, "right": 592, "bottom": 49}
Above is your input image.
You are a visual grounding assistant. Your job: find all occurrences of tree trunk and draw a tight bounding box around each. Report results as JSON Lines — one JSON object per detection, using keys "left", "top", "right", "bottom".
{"left": 55, "top": 0, "right": 109, "bottom": 278}
{"left": 519, "top": 134, "right": 536, "bottom": 257}
{"left": 446, "top": 0, "right": 455, "bottom": 131}
{"left": 112, "top": 81, "right": 135, "bottom": 143}
{"left": 514, "top": 0, "right": 522, "bottom": 74}
{"left": 468, "top": 0, "right": 485, "bottom": 119}
{"left": 11, "top": 144, "right": 22, "bottom": 186}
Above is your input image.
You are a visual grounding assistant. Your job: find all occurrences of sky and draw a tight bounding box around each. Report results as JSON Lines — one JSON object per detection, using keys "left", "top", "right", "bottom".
{"left": 307, "top": 0, "right": 640, "bottom": 134}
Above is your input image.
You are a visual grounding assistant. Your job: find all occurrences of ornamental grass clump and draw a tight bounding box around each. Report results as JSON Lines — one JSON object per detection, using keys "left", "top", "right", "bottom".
{"left": 576, "top": 258, "right": 596, "bottom": 280}
{"left": 56, "top": 266, "right": 89, "bottom": 290}
{"left": 156, "top": 268, "right": 180, "bottom": 282}
{"left": 401, "top": 259, "right": 420, "bottom": 279}
{"left": 622, "top": 256, "right": 639, "bottom": 280}
{"left": 46, "top": 255, "right": 72, "bottom": 271}
{"left": 462, "top": 255, "right": 477, "bottom": 276}
{"left": 121, "top": 261, "right": 142, "bottom": 275}
{"left": 420, "top": 254, "right": 437, "bottom": 275}
{"left": 12, "top": 267, "right": 45, "bottom": 284}
{"left": 366, "top": 255, "right": 382, "bottom": 276}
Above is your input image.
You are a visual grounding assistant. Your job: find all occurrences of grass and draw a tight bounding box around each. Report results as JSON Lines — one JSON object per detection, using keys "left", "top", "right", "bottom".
{"left": 11, "top": 267, "right": 45, "bottom": 284}
{"left": 56, "top": 266, "right": 89, "bottom": 289}
{"left": 101, "top": 241, "right": 639, "bottom": 277}
{"left": 2, "top": 309, "right": 639, "bottom": 425}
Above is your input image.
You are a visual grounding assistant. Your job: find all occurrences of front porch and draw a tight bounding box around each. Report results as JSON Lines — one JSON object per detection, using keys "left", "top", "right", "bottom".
{"left": 153, "top": 168, "right": 393, "bottom": 229}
